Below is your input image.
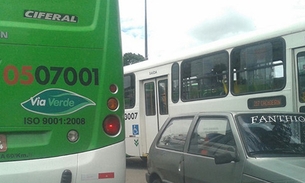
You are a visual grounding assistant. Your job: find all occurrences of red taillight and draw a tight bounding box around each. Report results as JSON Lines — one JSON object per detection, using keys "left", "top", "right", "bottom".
{"left": 103, "top": 115, "right": 121, "bottom": 136}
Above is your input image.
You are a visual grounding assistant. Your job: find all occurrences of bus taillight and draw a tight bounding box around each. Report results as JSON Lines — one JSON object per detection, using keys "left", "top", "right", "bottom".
{"left": 103, "top": 115, "right": 120, "bottom": 136}
{"left": 109, "top": 84, "right": 118, "bottom": 93}
{"left": 108, "top": 84, "right": 119, "bottom": 110}
{"left": 107, "top": 98, "right": 119, "bottom": 111}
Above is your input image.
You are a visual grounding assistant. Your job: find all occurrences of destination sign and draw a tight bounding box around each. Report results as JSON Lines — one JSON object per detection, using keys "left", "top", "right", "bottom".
{"left": 248, "top": 95, "right": 286, "bottom": 109}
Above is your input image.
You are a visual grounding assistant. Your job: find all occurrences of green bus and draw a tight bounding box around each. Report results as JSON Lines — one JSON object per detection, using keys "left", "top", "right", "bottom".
{"left": 0, "top": 1, "right": 125, "bottom": 182}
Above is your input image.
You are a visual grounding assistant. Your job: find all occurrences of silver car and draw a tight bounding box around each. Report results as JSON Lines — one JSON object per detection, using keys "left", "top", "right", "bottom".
{"left": 146, "top": 112, "right": 305, "bottom": 183}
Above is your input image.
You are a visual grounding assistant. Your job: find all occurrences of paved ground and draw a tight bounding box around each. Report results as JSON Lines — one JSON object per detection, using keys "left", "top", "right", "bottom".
{"left": 126, "top": 157, "right": 147, "bottom": 183}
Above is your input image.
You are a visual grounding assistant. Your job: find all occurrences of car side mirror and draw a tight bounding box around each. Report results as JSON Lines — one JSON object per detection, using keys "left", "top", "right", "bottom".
{"left": 214, "top": 151, "right": 239, "bottom": 164}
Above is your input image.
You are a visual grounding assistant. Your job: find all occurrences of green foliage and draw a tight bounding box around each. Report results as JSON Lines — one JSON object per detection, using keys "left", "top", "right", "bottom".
{"left": 123, "top": 52, "right": 145, "bottom": 66}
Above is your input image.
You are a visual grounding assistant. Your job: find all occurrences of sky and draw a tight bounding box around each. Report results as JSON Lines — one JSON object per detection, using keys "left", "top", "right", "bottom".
{"left": 119, "top": 0, "right": 305, "bottom": 59}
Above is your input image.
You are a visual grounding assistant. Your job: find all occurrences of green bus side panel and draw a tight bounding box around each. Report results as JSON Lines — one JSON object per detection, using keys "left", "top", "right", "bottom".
{"left": 0, "top": 0, "right": 121, "bottom": 48}
{"left": 0, "top": 0, "right": 124, "bottom": 162}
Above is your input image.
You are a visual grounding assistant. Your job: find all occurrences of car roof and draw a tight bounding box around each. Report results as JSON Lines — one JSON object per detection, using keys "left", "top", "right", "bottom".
{"left": 167, "top": 111, "right": 304, "bottom": 119}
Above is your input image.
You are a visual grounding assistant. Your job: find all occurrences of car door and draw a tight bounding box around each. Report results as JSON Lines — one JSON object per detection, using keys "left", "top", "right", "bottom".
{"left": 151, "top": 116, "right": 193, "bottom": 183}
{"left": 184, "top": 115, "right": 243, "bottom": 183}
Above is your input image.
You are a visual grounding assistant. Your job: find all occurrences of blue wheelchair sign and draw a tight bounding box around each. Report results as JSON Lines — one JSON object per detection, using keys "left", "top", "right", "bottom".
{"left": 132, "top": 124, "right": 139, "bottom": 135}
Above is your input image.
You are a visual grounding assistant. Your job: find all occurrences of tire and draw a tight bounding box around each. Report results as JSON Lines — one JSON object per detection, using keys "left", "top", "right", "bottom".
{"left": 151, "top": 177, "right": 162, "bottom": 183}
{"left": 140, "top": 156, "right": 147, "bottom": 162}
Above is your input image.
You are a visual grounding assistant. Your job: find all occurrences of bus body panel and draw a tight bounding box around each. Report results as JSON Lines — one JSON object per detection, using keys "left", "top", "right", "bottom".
{"left": 0, "top": 0, "right": 125, "bottom": 181}
{"left": 0, "top": 43, "right": 124, "bottom": 161}
{"left": 0, "top": 142, "right": 125, "bottom": 183}
{"left": 77, "top": 142, "right": 126, "bottom": 183}
{"left": 0, "top": 0, "right": 120, "bottom": 48}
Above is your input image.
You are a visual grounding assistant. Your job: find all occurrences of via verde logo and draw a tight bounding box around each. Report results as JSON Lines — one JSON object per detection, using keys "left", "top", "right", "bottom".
{"left": 21, "top": 88, "right": 96, "bottom": 116}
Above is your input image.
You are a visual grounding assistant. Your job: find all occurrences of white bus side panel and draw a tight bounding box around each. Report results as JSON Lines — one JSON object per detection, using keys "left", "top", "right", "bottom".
{"left": 0, "top": 142, "right": 125, "bottom": 183}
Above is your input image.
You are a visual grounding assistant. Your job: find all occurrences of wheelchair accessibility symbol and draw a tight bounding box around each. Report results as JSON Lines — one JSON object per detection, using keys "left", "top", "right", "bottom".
{"left": 132, "top": 124, "right": 139, "bottom": 135}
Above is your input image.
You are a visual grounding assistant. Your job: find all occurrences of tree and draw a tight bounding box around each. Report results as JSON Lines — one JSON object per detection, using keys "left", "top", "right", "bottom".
{"left": 123, "top": 52, "right": 145, "bottom": 66}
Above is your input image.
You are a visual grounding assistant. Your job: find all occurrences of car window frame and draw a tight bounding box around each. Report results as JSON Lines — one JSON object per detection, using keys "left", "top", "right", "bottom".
{"left": 187, "top": 115, "right": 236, "bottom": 156}
{"left": 156, "top": 115, "right": 195, "bottom": 152}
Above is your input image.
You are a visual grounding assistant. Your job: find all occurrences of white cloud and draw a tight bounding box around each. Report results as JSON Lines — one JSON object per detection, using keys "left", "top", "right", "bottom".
{"left": 120, "top": 0, "right": 305, "bottom": 59}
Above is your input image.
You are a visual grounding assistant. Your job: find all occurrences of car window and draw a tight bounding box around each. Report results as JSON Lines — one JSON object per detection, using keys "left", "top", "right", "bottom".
{"left": 157, "top": 117, "right": 193, "bottom": 152}
{"left": 188, "top": 117, "right": 236, "bottom": 157}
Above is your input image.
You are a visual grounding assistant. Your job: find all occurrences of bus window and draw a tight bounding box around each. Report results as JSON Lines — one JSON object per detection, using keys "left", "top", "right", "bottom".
{"left": 158, "top": 79, "right": 168, "bottom": 115}
{"left": 145, "top": 82, "right": 156, "bottom": 116}
{"left": 181, "top": 51, "right": 229, "bottom": 101}
{"left": 231, "top": 38, "right": 285, "bottom": 95}
{"left": 297, "top": 52, "right": 305, "bottom": 103}
{"left": 172, "top": 63, "right": 179, "bottom": 103}
{"left": 124, "top": 74, "right": 136, "bottom": 108}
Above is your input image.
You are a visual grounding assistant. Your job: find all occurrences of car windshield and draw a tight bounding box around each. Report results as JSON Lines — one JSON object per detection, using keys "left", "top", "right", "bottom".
{"left": 236, "top": 113, "right": 305, "bottom": 157}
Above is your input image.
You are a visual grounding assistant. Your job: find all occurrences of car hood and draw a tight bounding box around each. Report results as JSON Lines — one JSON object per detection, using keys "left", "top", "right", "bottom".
{"left": 244, "top": 157, "right": 305, "bottom": 182}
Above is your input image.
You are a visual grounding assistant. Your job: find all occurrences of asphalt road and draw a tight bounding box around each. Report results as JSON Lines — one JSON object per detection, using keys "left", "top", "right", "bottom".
{"left": 126, "top": 157, "right": 147, "bottom": 183}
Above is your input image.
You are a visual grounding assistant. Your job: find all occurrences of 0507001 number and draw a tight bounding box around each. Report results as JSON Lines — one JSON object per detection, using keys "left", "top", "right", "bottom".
{"left": 3, "top": 65, "right": 99, "bottom": 86}
{"left": 23, "top": 117, "right": 86, "bottom": 125}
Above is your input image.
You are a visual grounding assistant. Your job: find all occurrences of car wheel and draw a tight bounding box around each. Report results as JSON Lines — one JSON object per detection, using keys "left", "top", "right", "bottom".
{"left": 151, "top": 177, "right": 162, "bottom": 183}
{"left": 140, "top": 156, "right": 147, "bottom": 162}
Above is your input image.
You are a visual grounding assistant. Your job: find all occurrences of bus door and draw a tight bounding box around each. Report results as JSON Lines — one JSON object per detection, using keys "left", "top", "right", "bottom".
{"left": 142, "top": 77, "right": 169, "bottom": 154}
{"left": 295, "top": 48, "right": 305, "bottom": 112}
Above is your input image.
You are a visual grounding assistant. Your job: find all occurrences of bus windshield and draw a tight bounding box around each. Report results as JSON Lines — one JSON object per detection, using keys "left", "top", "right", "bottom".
{"left": 236, "top": 114, "right": 305, "bottom": 157}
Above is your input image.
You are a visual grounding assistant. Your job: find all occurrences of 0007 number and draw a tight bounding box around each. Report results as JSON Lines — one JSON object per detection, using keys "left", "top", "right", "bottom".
{"left": 125, "top": 112, "right": 138, "bottom": 120}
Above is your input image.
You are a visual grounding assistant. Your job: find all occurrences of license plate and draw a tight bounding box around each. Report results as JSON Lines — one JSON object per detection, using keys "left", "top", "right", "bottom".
{"left": 0, "top": 134, "right": 7, "bottom": 152}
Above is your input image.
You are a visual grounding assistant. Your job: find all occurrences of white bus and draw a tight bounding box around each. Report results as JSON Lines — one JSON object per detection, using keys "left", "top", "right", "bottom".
{"left": 124, "top": 21, "right": 305, "bottom": 158}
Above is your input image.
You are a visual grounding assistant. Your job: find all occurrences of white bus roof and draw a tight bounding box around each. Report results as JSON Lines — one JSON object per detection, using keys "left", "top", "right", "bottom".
{"left": 124, "top": 19, "right": 305, "bottom": 74}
